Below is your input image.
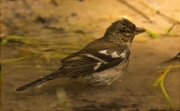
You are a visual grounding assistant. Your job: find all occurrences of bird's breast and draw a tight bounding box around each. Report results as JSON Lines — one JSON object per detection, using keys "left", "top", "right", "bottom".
{"left": 84, "top": 58, "right": 129, "bottom": 85}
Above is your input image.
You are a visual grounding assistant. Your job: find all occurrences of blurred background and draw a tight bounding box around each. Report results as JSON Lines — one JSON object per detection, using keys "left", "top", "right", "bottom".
{"left": 1, "top": 0, "right": 179, "bottom": 110}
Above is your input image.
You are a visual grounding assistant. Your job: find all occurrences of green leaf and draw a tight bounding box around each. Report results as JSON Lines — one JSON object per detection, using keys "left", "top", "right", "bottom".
{"left": 146, "top": 29, "right": 159, "bottom": 39}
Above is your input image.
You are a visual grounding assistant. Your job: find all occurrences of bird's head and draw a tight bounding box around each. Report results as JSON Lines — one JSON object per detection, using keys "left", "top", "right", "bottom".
{"left": 104, "top": 18, "right": 146, "bottom": 44}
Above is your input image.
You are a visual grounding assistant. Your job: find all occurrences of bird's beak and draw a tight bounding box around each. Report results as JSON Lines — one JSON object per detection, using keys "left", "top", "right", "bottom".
{"left": 135, "top": 27, "right": 146, "bottom": 35}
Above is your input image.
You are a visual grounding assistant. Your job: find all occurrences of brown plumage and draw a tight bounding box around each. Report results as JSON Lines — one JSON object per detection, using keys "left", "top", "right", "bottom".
{"left": 16, "top": 18, "right": 145, "bottom": 91}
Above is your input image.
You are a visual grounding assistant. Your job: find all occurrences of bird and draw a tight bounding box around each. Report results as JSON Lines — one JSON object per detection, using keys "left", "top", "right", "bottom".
{"left": 16, "top": 18, "right": 146, "bottom": 91}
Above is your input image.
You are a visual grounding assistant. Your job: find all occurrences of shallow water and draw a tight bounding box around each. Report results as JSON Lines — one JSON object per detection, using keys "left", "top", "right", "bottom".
{"left": 1, "top": 0, "right": 180, "bottom": 110}
{"left": 2, "top": 37, "right": 179, "bottom": 110}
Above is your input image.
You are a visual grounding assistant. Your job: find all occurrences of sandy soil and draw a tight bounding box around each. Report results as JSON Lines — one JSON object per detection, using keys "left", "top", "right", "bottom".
{"left": 1, "top": 0, "right": 180, "bottom": 110}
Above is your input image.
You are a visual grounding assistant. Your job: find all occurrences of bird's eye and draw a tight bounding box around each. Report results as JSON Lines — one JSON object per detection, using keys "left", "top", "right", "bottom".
{"left": 122, "top": 29, "right": 133, "bottom": 37}
{"left": 126, "top": 29, "right": 133, "bottom": 33}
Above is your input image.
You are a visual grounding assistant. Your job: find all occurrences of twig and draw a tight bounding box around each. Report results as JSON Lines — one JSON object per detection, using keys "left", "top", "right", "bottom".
{"left": 118, "top": 0, "right": 153, "bottom": 23}
{"left": 156, "top": 11, "right": 180, "bottom": 25}
{"left": 140, "top": 1, "right": 180, "bottom": 25}
{"left": 167, "top": 23, "right": 176, "bottom": 34}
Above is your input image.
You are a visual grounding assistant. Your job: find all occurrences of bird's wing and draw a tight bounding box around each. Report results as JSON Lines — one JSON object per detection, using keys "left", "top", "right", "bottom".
{"left": 60, "top": 39, "right": 130, "bottom": 77}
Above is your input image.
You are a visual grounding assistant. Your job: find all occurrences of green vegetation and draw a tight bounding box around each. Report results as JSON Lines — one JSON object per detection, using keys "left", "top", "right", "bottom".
{"left": 153, "top": 65, "right": 180, "bottom": 111}
{"left": 1, "top": 35, "right": 90, "bottom": 64}
{"left": 146, "top": 29, "right": 159, "bottom": 39}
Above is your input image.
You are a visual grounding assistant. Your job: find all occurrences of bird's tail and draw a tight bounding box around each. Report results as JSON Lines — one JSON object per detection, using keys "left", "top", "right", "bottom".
{"left": 16, "top": 70, "right": 62, "bottom": 91}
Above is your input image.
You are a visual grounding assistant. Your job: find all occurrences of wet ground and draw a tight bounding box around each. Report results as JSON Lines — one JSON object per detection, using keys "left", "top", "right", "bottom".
{"left": 1, "top": 0, "right": 180, "bottom": 110}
